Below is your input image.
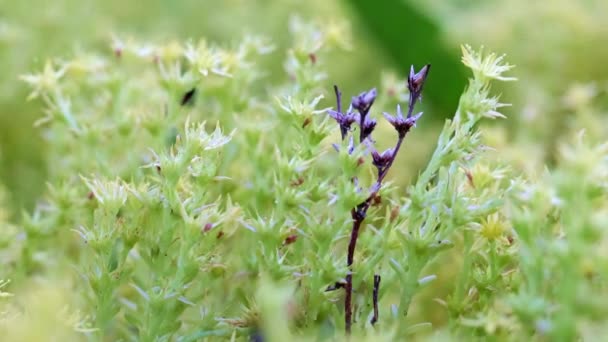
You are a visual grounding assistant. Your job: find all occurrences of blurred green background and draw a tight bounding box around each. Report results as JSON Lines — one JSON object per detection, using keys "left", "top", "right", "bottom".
{"left": 1, "top": 0, "right": 608, "bottom": 215}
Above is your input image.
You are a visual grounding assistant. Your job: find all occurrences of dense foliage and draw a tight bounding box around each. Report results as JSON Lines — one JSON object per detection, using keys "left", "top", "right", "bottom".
{"left": 2, "top": 1, "right": 608, "bottom": 341}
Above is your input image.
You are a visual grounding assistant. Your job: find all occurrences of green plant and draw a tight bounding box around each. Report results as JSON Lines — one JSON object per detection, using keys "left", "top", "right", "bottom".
{"left": 326, "top": 63, "right": 431, "bottom": 333}
{"left": 4, "top": 12, "right": 608, "bottom": 341}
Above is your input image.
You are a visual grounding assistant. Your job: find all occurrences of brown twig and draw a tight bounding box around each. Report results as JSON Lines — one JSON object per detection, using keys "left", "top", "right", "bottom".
{"left": 345, "top": 209, "right": 364, "bottom": 333}
{"left": 370, "top": 274, "right": 381, "bottom": 326}
{"left": 344, "top": 133, "right": 403, "bottom": 333}
{"left": 329, "top": 65, "right": 430, "bottom": 335}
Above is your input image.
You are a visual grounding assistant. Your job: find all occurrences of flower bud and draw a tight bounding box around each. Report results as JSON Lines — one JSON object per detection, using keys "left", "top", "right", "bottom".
{"left": 371, "top": 147, "right": 394, "bottom": 171}
{"left": 351, "top": 88, "right": 377, "bottom": 115}
{"left": 408, "top": 64, "right": 431, "bottom": 98}
{"left": 383, "top": 104, "right": 423, "bottom": 138}
{"left": 361, "top": 117, "right": 377, "bottom": 142}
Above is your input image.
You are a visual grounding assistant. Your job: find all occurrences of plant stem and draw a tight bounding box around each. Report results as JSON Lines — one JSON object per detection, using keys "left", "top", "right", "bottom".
{"left": 345, "top": 209, "right": 364, "bottom": 334}
{"left": 335, "top": 74, "right": 428, "bottom": 334}
{"left": 344, "top": 134, "right": 407, "bottom": 334}
{"left": 370, "top": 274, "right": 381, "bottom": 326}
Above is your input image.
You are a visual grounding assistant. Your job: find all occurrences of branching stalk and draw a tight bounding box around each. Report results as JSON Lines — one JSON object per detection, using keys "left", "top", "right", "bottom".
{"left": 329, "top": 64, "right": 430, "bottom": 334}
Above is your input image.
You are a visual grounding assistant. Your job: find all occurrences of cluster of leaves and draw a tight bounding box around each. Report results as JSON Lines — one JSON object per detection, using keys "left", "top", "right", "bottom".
{"left": 2, "top": 14, "right": 608, "bottom": 342}
{"left": 0, "top": 0, "right": 363, "bottom": 213}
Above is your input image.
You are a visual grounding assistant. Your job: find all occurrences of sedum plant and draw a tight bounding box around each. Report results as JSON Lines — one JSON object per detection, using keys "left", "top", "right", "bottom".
{"left": 4, "top": 14, "right": 608, "bottom": 342}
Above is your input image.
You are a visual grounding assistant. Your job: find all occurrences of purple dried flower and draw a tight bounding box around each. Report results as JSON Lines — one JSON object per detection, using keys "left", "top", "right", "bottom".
{"left": 371, "top": 147, "right": 394, "bottom": 171}
{"left": 360, "top": 117, "right": 377, "bottom": 142}
{"left": 328, "top": 63, "right": 430, "bottom": 335}
{"left": 383, "top": 104, "right": 423, "bottom": 138}
{"left": 407, "top": 64, "right": 431, "bottom": 113}
{"left": 351, "top": 88, "right": 377, "bottom": 115}
{"left": 330, "top": 86, "right": 361, "bottom": 140}
{"left": 328, "top": 109, "right": 357, "bottom": 139}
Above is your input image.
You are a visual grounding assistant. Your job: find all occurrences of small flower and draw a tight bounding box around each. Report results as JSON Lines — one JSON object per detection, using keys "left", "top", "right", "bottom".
{"left": 183, "top": 120, "right": 234, "bottom": 151}
{"left": 461, "top": 45, "right": 516, "bottom": 82}
{"left": 371, "top": 147, "right": 394, "bottom": 171}
{"left": 383, "top": 104, "right": 423, "bottom": 138}
{"left": 81, "top": 177, "right": 128, "bottom": 214}
{"left": 351, "top": 88, "right": 377, "bottom": 115}
{"left": 278, "top": 94, "right": 328, "bottom": 117}
{"left": 184, "top": 40, "right": 219, "bottom": 77}
{"left": 329, "top": 86, "right": 360, "bottom": 140}
{"left": 360, "top": 117, "right": 377, "bottom": 142}
{"left": 20, "top": 61, "right": 67, "bottom": 100}
{"left": 467, "top": 163, "right": 507, "bottom": 190}
{"left": 327, "top": 107, "right": 358, "bottom": 140}
{"left": 479, "top": 214, "right": 508, "bottom": 241}
{"left": 407, "top": 64, "right": 431, "bottom": 107}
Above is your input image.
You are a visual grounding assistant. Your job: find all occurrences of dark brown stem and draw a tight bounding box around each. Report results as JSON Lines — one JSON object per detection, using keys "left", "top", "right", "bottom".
{"left": 344, "top": 136, "right": 405, "bottom": 334}
{"left": 370, "top": 274, "right": 381, "bottom": 326}
{"left": 347, "top": 209, "right": 365, "bottom": 267}
{"left": 345, "top": 209, "right": 364, "bottom": 334}
{"left": 344, "top": 272, "right": 353, "bottom": 333}
{"left": 334, "top": 85, "right": 342, "bottom": 116}
{"left": 344, "top": 137, "right": 404, "bottom": 334}
{"left": 358, "top": 113, "right": 366, "bottom": 144}
{"left": 340, "top": 68, "right": 427, "bottom": 334}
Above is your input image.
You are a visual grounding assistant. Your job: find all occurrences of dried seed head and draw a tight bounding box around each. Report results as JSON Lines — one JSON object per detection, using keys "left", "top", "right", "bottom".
{"left": 351, "top": 88, "right": 377, "bottom": 115}
{"left": 384, "top": 104, "right": 423, "bottom": 138}
{"left": 371, "top": 147, "right": 394, "bottom": 170}
{"left": 408, "top": 64, "right": 431, "bottom": 98}
{"left": 329, "top": 85, "right": 361, "bottom": 140}
{"left": 328, "top": 109, "right": 358, "bottom": 140}
{"left": 361, "top": 117, "right": 377, "bottom": 142}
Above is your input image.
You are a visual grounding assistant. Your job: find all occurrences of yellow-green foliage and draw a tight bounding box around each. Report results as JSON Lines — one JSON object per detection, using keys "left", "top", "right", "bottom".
{"left": 2, "top": 1, "right": 608, "bottom": 341}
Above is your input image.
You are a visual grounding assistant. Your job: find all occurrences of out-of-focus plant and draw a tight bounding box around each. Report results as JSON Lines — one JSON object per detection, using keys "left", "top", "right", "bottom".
{"left": 15, "top": 20, "right": 278, "bottom": 340}
{"left": 0, "top": 0, "right": 378, "bottom": 213}
{"left": 325, "top": 62, "right": 431, "bottom": 333}
{"left": 4, "top": 3, "right": 608, "bottom": 340}
{"left": 408, "top": 0, "right": 608, "bottom": 164}
{"left": 8, "top": 12, "right": 528, "bottom": 338}
{"left": 0, "top": 181, "right": 20, "bottom": 280}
